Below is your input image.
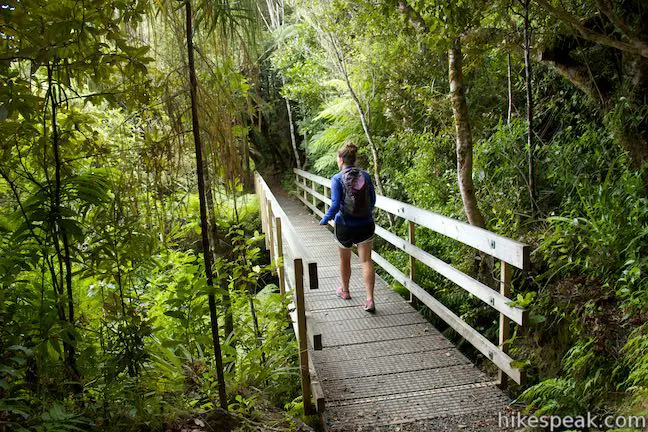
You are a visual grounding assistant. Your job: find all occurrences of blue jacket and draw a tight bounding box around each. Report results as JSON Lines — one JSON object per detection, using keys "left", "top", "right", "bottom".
{"left": 320, "top": 167, "right": 376, "bottom": 226}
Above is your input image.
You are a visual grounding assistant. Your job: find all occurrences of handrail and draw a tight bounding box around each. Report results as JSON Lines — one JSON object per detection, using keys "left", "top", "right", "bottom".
{"left": 294, "top": 168, "right": 529, "bottom": 270}
{"left": 293, "top": 168, "right": 530, "bottom": 386}
{"left": 292, "top": 171, "right": 527, "bottom": 323}
{"left": 254, "top": 172, "right": 325, "bottom": 413}
{"left": 256, "top": 173, "right": 312, "bottom": 263}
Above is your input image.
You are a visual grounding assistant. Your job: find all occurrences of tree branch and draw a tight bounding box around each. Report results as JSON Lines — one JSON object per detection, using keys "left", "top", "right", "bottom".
{"left": 594, "top": 0, "right": 640, "bottom": 42}
{"left": 533, "top": 0, "right": 648, "bottom": 58}
{"left": 397, "top": 0, "right": 429, "bottom": 33}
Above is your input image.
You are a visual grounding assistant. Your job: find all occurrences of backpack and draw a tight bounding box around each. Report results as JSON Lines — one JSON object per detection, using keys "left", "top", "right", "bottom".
{"left": 340, "top": 168, "right": 371, "bottom": 218}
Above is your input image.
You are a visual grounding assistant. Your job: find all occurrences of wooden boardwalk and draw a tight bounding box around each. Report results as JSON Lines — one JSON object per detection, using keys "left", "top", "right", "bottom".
{"left": 273, "top": 188, "right": 512, "bottom": 431}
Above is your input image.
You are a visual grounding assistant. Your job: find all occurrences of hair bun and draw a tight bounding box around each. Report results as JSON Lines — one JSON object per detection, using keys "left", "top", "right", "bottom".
{"left": 338, "top": 141, "right": 358, "bottom": 165}
{"left": 342, "top": 141, "right": 358, "bottom": 154}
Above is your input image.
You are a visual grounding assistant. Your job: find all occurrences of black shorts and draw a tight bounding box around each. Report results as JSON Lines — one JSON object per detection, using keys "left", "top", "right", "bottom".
{"left": 334, "top": 222, "right": 375, "bottom": 249}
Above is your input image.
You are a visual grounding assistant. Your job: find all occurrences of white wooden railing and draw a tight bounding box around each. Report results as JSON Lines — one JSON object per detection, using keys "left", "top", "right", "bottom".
{"left": 293, "top": 168, "right": 531, "bottom": 386}
{"left": 254, "top": 172, "right": 324, "bottom": 413}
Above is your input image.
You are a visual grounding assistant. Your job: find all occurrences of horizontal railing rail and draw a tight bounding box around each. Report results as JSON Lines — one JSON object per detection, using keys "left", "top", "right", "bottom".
{"left": 293, "top": 168, "right": 531, "bottom": 386}
{"left": 254, "top": 172, "right": 324, "bottom": 413}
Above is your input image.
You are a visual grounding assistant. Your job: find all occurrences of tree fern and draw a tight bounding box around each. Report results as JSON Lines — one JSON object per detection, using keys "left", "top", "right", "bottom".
{"left": 307, "top": 96, "right": 363, "bottom": 173}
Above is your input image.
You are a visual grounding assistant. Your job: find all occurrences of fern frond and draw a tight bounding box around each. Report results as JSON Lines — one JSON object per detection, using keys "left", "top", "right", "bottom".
{"left": 314, "top": 96, "right": 356, "bottom": 122}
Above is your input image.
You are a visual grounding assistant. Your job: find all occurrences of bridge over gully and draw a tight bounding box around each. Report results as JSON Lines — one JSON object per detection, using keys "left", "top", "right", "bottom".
{"left": 255, "top": 169, "right": 530, "bottom": 431}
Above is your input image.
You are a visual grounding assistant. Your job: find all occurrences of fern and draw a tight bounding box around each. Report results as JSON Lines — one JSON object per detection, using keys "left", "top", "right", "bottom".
{"left": 620, "top": 324, "right": 648, "bottom": 403}
{"left": 314, "top": 96, "right": 356, "bottom": 121}
{"left": 519, "top": 339, "right": 608, "bottom": 415}
{"left": 520, "top": 377, "right": 578, "bottom": 416}
{"left": 36, "top": 404, "right": 93, "bottom": 432}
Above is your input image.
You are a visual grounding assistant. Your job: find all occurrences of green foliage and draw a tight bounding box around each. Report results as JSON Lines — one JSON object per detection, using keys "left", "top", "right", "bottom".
{"left": 474, "top": 119, "right": 529, "bottom": 235}
{"left": 0, "top": 1, "right": 303, "bottom": 430}
{"left": 308, "top": 96, "right": 364, "bottom": 173}
{"left": 394, "top": 131, "right": 461, "bottom": 216}
{"left": 619, "top": 324, "right": 648, "bottom": 410}
{"left": 520, "top": 339, "right": 608, "bottom": 415}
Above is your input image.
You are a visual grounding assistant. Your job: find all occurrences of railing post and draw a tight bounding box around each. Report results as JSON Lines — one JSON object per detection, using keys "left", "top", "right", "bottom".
{"left": 311, "top": 179, "right": 317, "bottom": 208}
{"left": 257, "top": 176, "right": 268, "bottom": 247}
{"left": 498, "top": 260, "right": 512, "bottom": 388}
{"left": 302, "top": 175, "right": 308, "bottom": 204}
{"left": 266, "top": 200, "right": 275, "bottom": 263}
{"left": 308, "top": 262, "right": 319, "bottom": 290}
{"left": 408, "top": 221, "right": 417, "bottom": 304}
{"left": 294, "top": 258, "right": 313, "bottom": 414}
{"left": 324, "top": 186, "right": 330, "bottom": 213}
{"left": 275, "top": 216, "right": 285, "bottom": 295}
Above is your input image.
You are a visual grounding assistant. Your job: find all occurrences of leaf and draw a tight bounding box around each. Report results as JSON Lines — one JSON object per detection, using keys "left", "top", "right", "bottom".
{"left": 163, "top": 310, "right": 186, "bottom": 320}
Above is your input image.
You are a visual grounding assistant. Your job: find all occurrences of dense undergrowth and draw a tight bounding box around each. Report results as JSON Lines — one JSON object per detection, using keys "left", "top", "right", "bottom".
{"left": 0, "top": 1, "right": 312, "bottom": 431}
{"left": 1, "top": 188, "right": 309, "bottom": 431}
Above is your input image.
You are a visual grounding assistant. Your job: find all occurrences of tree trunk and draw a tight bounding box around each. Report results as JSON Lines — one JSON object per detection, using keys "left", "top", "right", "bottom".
{"left": 283, "top": 80, "right": 301, "bottom": 169}
{"left": 184, "top": 0, "right": 227, "bottom": 409}
{"left": 507, "top": 52, "right": 513, "bottom": 124}
{"left": 242, "top": 135, "right": 251, "bottom": 188}
{"left": 344, "top": 72, "right": 387, "bottom": 197}
{"left": 327, "top": 35, "right": 390, "bottom": 202}
{"left": 203, "top": 159, "right": 235, "bottom": 350}
{"left": 524, "top": 0, "right": 537, "bottom": 215}
{"left": 47, "top": 64, "right": 80, "bottom": 384}
{"left": 394, "top": 2, "right": 486, "bottom": 225}
{"left": 449, "top": 38, "right": 486, "bottom": 228}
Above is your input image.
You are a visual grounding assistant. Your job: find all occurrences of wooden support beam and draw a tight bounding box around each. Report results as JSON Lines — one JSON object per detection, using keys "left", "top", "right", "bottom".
{"left": 324, "top": 186, "right": 330, "bottom": 213}
{"left": 308, "top": 262, "right": 319, "bottom": 290}
{"left": 302, "top": 174, "right": 308, "bottom": 203}
{"left": 409, "top": 221, "right": 416, "bottom": 304}
{"left": 288, "top": 309, "right": 325, "bottom": 412}
{"left": 313, "top": 333, "right": 322, "bottom": 351}
{"left": 275, "top": 216, "right": 285, "bottom": 295}
{"left": 498, "top": 261, "right": 512, "bottom": 388}
{"left": 294, "top": 258, "right": 313, "bottom": 414}
{"left": 262, "top": 190, "right": 269, "bottom": 248}
{"left": 307, "top": 350, "right": 325, "bottom": 412}
{"left": 374, "top": 225, "right": 527, "bottom": 325}
{"left": 266, "top": 200, "right": 274, "bottom": 263}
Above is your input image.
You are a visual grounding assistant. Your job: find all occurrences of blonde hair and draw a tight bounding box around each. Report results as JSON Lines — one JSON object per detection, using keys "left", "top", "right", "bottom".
{"left": 337, "top": 141, "right": 358, "bottom": 166}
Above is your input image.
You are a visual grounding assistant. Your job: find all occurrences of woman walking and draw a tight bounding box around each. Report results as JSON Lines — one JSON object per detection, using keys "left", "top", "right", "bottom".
{"left": 319, "top": 142, "right": 377, "bottom": 313}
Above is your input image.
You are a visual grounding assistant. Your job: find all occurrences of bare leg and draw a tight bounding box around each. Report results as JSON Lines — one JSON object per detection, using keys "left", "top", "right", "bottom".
{"left": 357, "top": 240, "right": 375, "bottom": 301}
{"left": 339, "top": 247, "right": 351, "bottom": 292}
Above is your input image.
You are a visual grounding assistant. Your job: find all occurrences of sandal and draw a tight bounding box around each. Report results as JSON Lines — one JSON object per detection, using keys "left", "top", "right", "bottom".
{"left": 363, "top": 299, "right": 376, "bottom": 313}
{"left": 335, "top": 287, "right": 351, "bottom": 300}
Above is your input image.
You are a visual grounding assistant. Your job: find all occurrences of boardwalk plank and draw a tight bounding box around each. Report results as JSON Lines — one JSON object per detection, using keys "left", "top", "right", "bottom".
{"left": 311, "top": 335, "right": 454, "bottom": 363}
{"left": 323, "top": 364, "right": 492, "bottom": 403}
{"left": 308, "top": 301, "right": 417, "bottom": 321}
{"left": 322, "top": 383, "right": 509, "bottom": 430}
{"left": 315, "top": 349, "right": 469, "bottom": 381}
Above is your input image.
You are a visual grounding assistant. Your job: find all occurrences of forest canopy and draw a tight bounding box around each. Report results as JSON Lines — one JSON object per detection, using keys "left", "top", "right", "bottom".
{"left": 1, "top": 0, "right": 647, "bottom": 431}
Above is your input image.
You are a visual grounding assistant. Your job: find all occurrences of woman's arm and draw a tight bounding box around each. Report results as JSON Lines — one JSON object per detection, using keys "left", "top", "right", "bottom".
{"left": 320, "top": 176, "right": 342, "bottom": 224}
